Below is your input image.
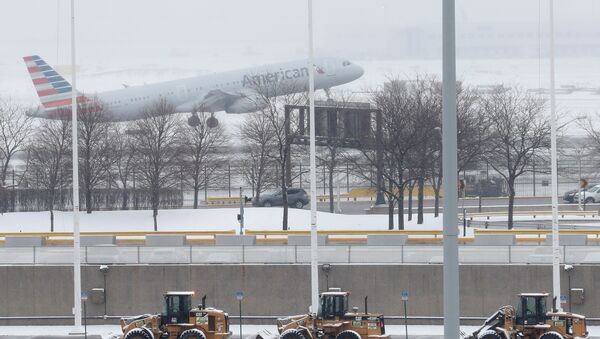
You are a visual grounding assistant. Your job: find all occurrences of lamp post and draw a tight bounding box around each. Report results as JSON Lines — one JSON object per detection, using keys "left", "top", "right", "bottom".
{"left": 442, "top": 0, "right": 460, "bottom": 337}
{"left": 235, "top": 291, "right": 244, "bottom": 339}
{"left": 548, "top": 0, "right": 562, "bottom": 312}
{"left": 307, "top": 0, "right": 319, "bottom": 317}
{"left": 70, "top": 0, "right": 83, "bottom": 333}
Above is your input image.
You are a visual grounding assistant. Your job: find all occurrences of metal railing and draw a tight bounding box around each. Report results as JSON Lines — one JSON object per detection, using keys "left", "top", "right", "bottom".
{"left": 2, "top": 244, "right": 600, "bottom": 265}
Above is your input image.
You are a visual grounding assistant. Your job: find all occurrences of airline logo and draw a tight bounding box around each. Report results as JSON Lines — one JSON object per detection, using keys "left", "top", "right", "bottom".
{"left": 23, "top": 55, "right": 86, "bottom": 111}
{"left": 242, "top": 66, "right": 309, "bottom": 87}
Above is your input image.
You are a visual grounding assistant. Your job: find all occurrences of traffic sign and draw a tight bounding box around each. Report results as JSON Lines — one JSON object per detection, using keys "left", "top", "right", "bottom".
{"left": 560, "top": 295, "right": 567, "bottom": 305}
{"left": 401, "top": 290, "right": 409, "bottom": 301}
{"left": 235, "top": 291, "right": 244, "bottom": 301}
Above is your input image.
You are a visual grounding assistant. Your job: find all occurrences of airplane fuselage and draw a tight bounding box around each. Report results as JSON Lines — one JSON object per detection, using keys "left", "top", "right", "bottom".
{"left": 26, "top": 57, "right": 364, "bottom": 121}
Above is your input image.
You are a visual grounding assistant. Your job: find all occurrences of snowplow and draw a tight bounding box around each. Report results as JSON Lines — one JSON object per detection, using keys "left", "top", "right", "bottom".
{"left": 120, "top": 291, "right": 231, "bottom": 339}
{"left": 257, "top": 288, "right": 389, "bottom": 339}
{"left": 466, "top": 293, "right": 588, "bottom": 339}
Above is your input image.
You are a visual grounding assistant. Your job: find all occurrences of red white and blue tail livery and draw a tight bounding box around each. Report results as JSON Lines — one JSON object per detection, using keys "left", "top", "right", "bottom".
{"left": 23, "top": 55, "right": 363, "bottom": 126}
{"left": 23, "top": 55, "right": 86, "bottom": 117}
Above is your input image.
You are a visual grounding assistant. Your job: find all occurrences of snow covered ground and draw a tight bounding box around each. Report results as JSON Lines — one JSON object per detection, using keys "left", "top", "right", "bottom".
{"left": 2, "top": 207, "right": 600, "bottom": 235}
{"left": 0, "top": 207, "right": 443, "bottom": 234}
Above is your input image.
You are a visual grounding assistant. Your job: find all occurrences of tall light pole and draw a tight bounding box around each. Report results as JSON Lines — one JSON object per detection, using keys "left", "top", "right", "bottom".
{"left": 442, "top": 0, "right": 460, "bottom": 337}
{"left": 548, "top": 0, "right": 562, "bottom": 312}
{"left": 70, "top": 0, "right": 83, "bottom": 333}
{"left": 307, "top": 0, "right": 319, "bottom": 316}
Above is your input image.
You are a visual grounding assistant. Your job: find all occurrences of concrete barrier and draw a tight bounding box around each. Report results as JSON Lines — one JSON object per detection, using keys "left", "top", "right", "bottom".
{"left": 81, "top": 235, "right": 116, "bottom": 247}
{"left": 215, "top": 235, "right": 256, "bottom": 246}
{"left": 4, "top": 236, "right": 46, "bottom": 247}
{"left": 2, "top": 264, "right": 600, "bottom": 325}
{"left": 145, "top": 235, "right": 186, "bottom": 246}
{"left": 473, "top": 234, "right": 515, "bottom": 246}
{"left": 287, "top": 235, "right": 327, "bottom": 246}
{"left": 545, "top": 234, "right": 588, "bottom": 246}
{"left": 367, "top": 234, "right": 408, "bottom": 246}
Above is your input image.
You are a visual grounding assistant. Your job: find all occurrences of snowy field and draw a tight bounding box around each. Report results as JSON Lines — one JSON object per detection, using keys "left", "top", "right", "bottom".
{"left": 2, "top": 207, "right": 600, "bottom": 235}
{"left": 0, "top": 207, "right": 443, "bottom": 234}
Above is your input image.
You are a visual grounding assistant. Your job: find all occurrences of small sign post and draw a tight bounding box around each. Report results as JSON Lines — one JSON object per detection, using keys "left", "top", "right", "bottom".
{"left": 560, "top": 295, "right": 567, "bottom": 306}
{"left": 236, "top": 291, "right": 244, "bottom": 339}
{"left": 401, "top": 291, "right": 409, "bottom": 339}
{"left": 81, "top": 292, "right": 88, "bottom": 339}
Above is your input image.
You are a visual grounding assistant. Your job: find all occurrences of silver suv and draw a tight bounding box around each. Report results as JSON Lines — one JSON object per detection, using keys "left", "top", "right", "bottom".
{"left": 257, "top": 188, "right": 309, "bottom": 208}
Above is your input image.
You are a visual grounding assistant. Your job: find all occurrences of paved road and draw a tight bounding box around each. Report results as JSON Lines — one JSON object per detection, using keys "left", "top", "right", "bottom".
{"left": 200, "top": 196, "right": 581, "bottom": 215}
{"left": 312, "top": 196, "right": 595, "bottom": 215}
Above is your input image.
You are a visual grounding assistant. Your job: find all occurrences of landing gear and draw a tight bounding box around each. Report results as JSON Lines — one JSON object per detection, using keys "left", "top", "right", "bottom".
{"left": 207, "top": 113, "right": 219, "bottom": 128}
{"left": 188, "top": 113, "right": 200, "bottom": 127}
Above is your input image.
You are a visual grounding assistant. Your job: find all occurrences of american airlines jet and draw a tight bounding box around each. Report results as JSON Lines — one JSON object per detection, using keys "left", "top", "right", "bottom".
{"left": 23, "top": 55, "right": 364, "bottom": 127}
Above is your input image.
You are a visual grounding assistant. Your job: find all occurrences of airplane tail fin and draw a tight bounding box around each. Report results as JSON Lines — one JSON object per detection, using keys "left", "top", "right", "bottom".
{"left": 23, "top": 55, "right": 84, "bottom": 110}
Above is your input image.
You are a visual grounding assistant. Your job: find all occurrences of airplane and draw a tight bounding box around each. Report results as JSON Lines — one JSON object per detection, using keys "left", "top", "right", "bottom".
{"left": 23, "top": 55, "right": 364, "bottom": 127}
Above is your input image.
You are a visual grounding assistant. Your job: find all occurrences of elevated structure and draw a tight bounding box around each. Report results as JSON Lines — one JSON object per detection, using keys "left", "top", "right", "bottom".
{"left": 284, "top": 101, "right": 385, "bottom": 205}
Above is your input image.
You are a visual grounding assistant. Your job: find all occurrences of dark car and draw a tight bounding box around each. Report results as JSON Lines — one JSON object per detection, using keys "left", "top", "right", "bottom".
{"left": 563, "top": 184, "right": 596, "bottom": 203}
{"left": 257, "top": 188, "right": 309, "bottom": 208}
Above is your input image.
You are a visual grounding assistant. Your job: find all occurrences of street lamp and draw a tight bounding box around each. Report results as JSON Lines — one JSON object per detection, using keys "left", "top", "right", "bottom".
{"left": 69, "top": 0, "right": 83, "bottom": 333}
{"left": 235, "top": 291, "right": 244, "bottom": 339}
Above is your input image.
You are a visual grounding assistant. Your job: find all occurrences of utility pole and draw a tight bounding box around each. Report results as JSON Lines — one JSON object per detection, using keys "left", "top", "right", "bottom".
{"left": 69, "top": 0, "right": 83, "bottom": 333}
{"left": 442, "top": 0, "right": 460, "bottom": 337}
{"left": 549, "top": 0, "right": 562, "bottom": 312}
{"left": 307, "top": 0, "right": 319, "bottom": 316}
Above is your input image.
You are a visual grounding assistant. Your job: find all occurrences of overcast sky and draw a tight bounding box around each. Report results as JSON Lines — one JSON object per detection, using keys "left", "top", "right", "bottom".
{"left": 2, "top": 0, "right": 600, "bottom": 67}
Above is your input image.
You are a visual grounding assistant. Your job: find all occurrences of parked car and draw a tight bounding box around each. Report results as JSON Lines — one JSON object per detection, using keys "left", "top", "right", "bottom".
{"left": 571, "top": 184, "right": 600, "bottom": 203}
{"left": 257, "top": 188, "right": 309, "bottom": 208}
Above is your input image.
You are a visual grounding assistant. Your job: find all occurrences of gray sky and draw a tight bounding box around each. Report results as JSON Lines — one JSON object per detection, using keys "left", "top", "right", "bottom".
{"left": 2, "top": 0, "right": 599, "bottom": 66}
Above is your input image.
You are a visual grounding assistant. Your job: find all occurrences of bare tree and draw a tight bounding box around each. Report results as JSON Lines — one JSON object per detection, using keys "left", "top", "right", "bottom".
{"left": 27, "top": 119, "right": 71, "bottom": 231}
{"left": 77, "top": 98, "right": 117, "bottom": 213}
{"left": 113, "top": 123, "right": 137, "bottom": 209}
{"left": 0, "top": 98, "right": 33, "bottom": 184}
{"left": 315, "top": 92, "right": 354, "bottom": 213}
{"left": 355, "top": 77, "right": 431, "bottom": 229}
{"left": 238, "top": 111, "right": 277, "bottom": 203}
{"left": 249, "top": 78, "right": 307, "bottom": 230}
{"left": 180, "top": 109, "right": 227, "bottom": 209}
{"left": 131, "top": 99, "right": 182, "bottom": 230}
{"left": 484, "top": 88, "right": 550, "bottom": 229}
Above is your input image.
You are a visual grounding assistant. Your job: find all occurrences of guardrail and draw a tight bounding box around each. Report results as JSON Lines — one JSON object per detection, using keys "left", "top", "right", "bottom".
{"left": 468, "top": 210, "right": 599, "bottom": 219}
{"left": 2, "top": 244, "right": 600, "bottom": 265}
{"left": 0, "top": 230, "right": 237, "bottom": 246}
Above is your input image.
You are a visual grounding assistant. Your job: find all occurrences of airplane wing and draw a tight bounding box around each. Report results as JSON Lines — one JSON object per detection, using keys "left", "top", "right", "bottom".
{"left": 176, "top": 88, "right": 258, "bottom": 113}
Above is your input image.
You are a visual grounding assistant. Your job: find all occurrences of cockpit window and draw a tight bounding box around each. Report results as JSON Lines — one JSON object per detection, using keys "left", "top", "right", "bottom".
{"left": 342, "top": 60, "right": 351, "bottom": 66}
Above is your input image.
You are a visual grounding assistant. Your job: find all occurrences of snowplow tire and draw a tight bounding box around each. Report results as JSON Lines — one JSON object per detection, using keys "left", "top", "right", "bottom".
{"left": 477, "top": 330, "right": 502, "bottom": 339}
{"left": 179, "top": 329, "right": 207, "bottom": 339}
{"left": 124, "top": 328, "right": 155, "bottom": 339}
{"left": 280, "top": 329, "right": 306, "bottom": 339}
{"left": 539, "top": 332, "right": 563, "bottom": 339}
{"left": 336, "top": 330, "right": 362, "bottom": 339}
